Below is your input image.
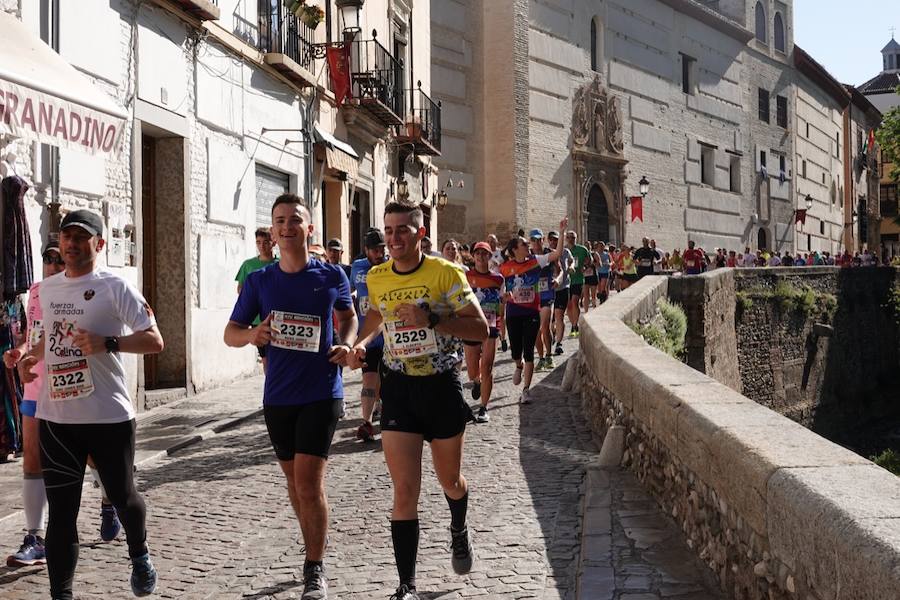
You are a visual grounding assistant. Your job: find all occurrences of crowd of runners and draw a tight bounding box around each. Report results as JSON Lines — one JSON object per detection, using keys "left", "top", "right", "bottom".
{"left": 16, "top": 192, "right": 890, "bottom": 599}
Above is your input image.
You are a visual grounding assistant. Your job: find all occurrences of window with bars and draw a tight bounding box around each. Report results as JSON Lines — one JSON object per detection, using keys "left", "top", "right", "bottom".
{"left": 776, "top": 95, "right": 787, "bottom": 128}
{"left": 758, "top": 88, "right": 770, "bottom": 123}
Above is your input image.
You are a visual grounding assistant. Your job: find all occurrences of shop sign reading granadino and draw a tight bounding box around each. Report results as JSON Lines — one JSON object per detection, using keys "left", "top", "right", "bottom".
{"left": 0, "top": 79, "right": 123, "bottom": 157}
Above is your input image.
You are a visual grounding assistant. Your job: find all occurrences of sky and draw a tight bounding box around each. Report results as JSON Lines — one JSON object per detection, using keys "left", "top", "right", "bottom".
{"left": 794, "top": 0, "right": 896, "bottom": 86}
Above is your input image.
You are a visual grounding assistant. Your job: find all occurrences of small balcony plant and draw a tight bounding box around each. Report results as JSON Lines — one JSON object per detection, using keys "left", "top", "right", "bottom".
{"left": 283, "top": 0, "right": 325, "bottom": 29}
{"left": 406, "top": 116, "right": 423, "bottom": 139}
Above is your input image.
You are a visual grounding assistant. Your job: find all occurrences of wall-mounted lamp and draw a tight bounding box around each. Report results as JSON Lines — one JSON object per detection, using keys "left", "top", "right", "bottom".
{"left": 639, "top": 175, "right": 650, "bottom": 198}
{"left": 436, "top": 189, "right": 449, "bottom": 211}
{"left": 805, "top": 194, "right": 813, "bottom": 211}
{"left": 396, "top": 178, "right": 410, "bottom": 201}
{"left": 336, "top": 0, "right": 364, "bottom": 36}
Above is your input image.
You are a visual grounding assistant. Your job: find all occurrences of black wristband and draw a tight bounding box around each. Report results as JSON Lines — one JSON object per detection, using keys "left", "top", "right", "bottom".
{"left": 105, "top": 336, "right": 120, "bottom": 353}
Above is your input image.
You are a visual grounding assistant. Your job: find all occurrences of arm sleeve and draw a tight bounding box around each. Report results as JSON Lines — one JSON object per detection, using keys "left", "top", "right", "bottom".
{"left": 116, "top": 280, "right": 156, "bottom": 333}
{"left": 334, "top": 267, "right": 353, "bottom": 311}
{"left": 230, "top": 273, "right": 262, "bottom": 326}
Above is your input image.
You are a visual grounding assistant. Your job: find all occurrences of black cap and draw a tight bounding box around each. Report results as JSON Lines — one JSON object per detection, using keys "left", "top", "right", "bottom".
{"left": 364, "top": 229, "right": 385, "bottom": 248}
{"left": 60, "top": 209, "right": 103, "bottom": 236}
{"left": 326, "top": 238, "right": 343, "bottom": 250}
{"left": 548, "top": 230, "right": 559, "bottom": 239}
{"left": 41, "top": 241, "right": 60, "bottom": 256}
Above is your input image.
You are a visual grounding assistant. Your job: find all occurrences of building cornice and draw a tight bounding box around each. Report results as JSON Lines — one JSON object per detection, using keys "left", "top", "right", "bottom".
{"left": 656, "top": 0, "right": 753, "bottom": 43}
{"left": 793, "top": 45, "right": 851, "bottom": 109}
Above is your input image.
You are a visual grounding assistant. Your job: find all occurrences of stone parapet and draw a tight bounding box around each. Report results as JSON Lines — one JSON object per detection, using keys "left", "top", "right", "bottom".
{"left": 577, "top": 275, "right": 900, "bottom": 600}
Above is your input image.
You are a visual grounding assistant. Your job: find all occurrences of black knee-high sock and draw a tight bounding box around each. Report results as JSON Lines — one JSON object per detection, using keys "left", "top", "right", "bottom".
{"left": 445, "top": 492, "right": 468, "bottom": 531}
{"left": 391, "top": 519, "right": 419, "bottom": 588}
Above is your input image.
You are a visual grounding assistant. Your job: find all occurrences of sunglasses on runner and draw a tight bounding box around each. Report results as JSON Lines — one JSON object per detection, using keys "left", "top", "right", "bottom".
{"left": 43, "top": 254, "right": 64, "bottom": 265}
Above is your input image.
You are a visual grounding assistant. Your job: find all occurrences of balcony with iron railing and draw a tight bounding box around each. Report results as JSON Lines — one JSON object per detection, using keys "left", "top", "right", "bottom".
{"left": 344, "top": 33, "right": 405, "bottom": 127}
{"left": 168, "top": 0, "right": 220, "bottom": 21}
{"left": 395, "top": 82, "right": 441, "bottom": 156}
{"left": 257, "top": 2, "right": 317, "bottom": 87}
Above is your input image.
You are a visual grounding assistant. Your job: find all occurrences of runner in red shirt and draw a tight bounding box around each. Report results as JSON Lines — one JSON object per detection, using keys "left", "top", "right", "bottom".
{"left": 682, "top": 240, "right": 705, "bottom": 275}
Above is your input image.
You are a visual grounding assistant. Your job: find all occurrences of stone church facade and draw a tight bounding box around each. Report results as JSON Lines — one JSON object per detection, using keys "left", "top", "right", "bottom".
{"left": 431, "top": 0, "right": 802, "bottom": 253}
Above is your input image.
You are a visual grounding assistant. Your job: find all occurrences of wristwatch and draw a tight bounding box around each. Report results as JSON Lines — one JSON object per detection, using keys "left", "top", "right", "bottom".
{"left": 426, "top": 311, "right": 441, "bottom": 329}
{"left": 105, "top": 336, "right": 120, "bottom": 353}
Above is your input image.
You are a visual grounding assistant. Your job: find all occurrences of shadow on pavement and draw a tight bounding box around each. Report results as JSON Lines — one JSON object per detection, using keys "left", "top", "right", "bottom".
{"left": 240, "top": 579, "right": 303, "bottom": 599}
{"left": 518, "top": 362, "right": 598, "bottom": 599}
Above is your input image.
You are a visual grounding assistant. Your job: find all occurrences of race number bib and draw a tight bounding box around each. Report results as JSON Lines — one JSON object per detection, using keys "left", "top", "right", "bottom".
{"left": 48, "top": 359, "right": 94, "bottom": 401}
{"left": 270, "top": 311, "right": 321, "bottom": 352}
{"left": 483, "top": 309, "right": 498, "bottom": 327}
{"left": 28, "top": 320, "right": 43, "bottom": 348}
{"left": 384, "top": 320, "right": 437, "bottom": 358}
{"left": 640, "top": 259, "right": 652, "bottom": 267}
{"left": 511, "top": 287, "right": 535, "bottom": 304}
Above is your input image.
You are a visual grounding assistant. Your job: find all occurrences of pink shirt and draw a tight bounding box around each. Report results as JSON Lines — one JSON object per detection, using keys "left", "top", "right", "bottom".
{"left": 23, "top": 282, "right": 45, "bottom": 401}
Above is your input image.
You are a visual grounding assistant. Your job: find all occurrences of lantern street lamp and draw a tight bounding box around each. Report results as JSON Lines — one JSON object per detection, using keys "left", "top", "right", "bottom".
{"left": 436, "top": 189, "right": 449, "bottom": 211}
{"left": 639, "top": 175, "right": 650, "bottom": 198}
{"left": 396, "top": 178, "right": 409, "bottom": 201}
{"left": 805, "top": 194, "right": 813, "bottom": 211}
{"left": 335, "top": 0, "right": 364, "bottom": 36}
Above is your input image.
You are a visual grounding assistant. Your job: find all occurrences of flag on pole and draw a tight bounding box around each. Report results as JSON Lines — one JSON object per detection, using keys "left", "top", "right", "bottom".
{"left": 326, "top": 45, "right": 352, "bottom": 107}
{"left": 630, "top": 197, "right": 643, "bottom": 222}
{"left": 795, "top": 209, "right": 807, "bottom": 225}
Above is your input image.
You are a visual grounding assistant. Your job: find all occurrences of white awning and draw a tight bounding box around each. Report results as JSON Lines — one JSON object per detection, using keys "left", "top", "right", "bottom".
{"left": 313, "top": 125, "right": 359, "bottom": 179}
{"left": 0, "top": 11, "right": 127, "bottom": 156}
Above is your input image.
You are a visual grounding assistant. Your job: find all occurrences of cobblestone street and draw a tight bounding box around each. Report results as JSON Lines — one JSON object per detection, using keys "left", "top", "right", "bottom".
{"left": 0, "top": 334, "right": 723, "bottom": 599}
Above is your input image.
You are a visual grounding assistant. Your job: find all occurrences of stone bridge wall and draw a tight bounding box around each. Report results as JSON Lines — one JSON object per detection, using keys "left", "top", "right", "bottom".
{"left": 577, "top": 276, "right": 900, "bottom": 600}
{"left": 669, "top": 267, "right": 900, "bottom": 451}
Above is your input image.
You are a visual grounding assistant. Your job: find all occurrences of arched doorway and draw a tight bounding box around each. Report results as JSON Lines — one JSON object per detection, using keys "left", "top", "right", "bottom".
{"left": 587, "top": 184, "right": 610, "bottom": 242}
{"left": 757, "top": 227, "right": 768, "bottom": 251}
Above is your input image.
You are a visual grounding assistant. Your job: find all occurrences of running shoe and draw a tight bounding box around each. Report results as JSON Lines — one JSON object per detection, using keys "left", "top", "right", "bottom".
{"left": 389, "top": 584, "right": 420, "bottom": 600}
{"left": 7, "top": 534, "right": 46, "bottom": 567}
{"left": 471, "top": 381, "right": 481, "bottom": 400}
{"left": 545, "top": 356, "right": 555, "bottom": 370}
{"left": 512, "top": 366, "right": 522, "bottom": 386}
{"left": 130, "top": 552, "right": 158, "bottom": 597}
{"left": 356, "top": 421, "right": 375, "bottom": 442}
{"left": 500, "top": 339, "right": 508, "bottom": 352}
{"left": 474, "top": 406, "right": 490, "bottom": 424}
{"left": 100, "top": 503, "right": 121, "bottom": 542}
{"left": 450, "top": 526, "right": 475, "bottom": 575}
{"left": 520, "top": 388, "right": 531, "bottom": 405}
{"left": 554, "top": 343, "right": 564, "bottom": 356}
{"left": 301, "top": 563, "right": 328, "bottom": 600}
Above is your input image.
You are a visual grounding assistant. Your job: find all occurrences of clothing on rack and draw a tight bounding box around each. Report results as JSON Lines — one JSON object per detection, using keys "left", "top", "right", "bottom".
{"left": 0, "top": 298, "right": 24, "bottom": 460}
{"left": 1, "top": 175, "right": 34, "bottom": 299}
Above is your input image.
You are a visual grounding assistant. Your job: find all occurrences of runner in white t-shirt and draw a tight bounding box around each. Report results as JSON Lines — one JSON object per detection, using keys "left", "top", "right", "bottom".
{"left": 20, "top": 210, "right": 164, "bottom": 600}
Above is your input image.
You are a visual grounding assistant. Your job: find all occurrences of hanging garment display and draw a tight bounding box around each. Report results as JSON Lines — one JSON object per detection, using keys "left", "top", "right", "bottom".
{"left": 1, "top": 175, "right": 34, "bottom": 299}
{"left": 0, "top": 298, "right": 24, "bottom": 461}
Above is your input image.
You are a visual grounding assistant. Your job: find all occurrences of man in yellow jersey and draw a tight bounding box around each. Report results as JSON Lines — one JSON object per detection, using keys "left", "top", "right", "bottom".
{"left": 347, "top": 201, "right": 489, "bottom": 600}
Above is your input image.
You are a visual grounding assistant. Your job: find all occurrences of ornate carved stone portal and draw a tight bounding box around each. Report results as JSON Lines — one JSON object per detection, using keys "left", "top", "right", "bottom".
{"left": 571, "top": 75, "right": 628, "bottom": 243}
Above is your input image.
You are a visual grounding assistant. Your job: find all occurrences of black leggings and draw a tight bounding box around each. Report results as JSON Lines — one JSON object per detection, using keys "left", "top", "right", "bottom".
{"left": 506, "top": 313, "right": 540, "bottom": 363}
{"left": 39, "top": 419, "right": 148, "bottom": 600}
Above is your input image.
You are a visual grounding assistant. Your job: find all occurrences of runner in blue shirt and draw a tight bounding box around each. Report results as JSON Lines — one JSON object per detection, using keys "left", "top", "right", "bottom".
{"left": 349, "top": 228, "right": 387, "bottom": 442}
{"left": 225, "top": 193, "right": 357, "bottom": 600}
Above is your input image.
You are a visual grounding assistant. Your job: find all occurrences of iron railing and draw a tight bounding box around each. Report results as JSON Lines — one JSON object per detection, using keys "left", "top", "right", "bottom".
{"left": 257, "top": 1, "right": 316, "bottom": 70}
{"left": 405, "top": 83, "right": 441, "bottom": 153}
{"left": 348, "top": 36, "right": 404, "bottom": 120}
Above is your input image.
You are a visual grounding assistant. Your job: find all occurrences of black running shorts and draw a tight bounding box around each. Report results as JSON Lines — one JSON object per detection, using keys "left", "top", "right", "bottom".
{"left": 570, "top": 284, "right": 584, "bottom": 298}
{"left": 554, "top": 288, "right": 570, "bottom": 310}
{"left": 362, "top": 345, "right": 384, "bottom": 374}
{"left": 585, "top": 275, "right": 599, "bottom": 286}
{"left": 380, "top": 369, "right": 470, "bottom": 442}
{"left": 263, "top": 398, "right": 343, "bottom": 460}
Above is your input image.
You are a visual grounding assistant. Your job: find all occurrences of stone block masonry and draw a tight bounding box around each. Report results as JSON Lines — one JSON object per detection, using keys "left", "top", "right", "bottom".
{"left": 575, "top": 275, "right": 900, "bottom": 600}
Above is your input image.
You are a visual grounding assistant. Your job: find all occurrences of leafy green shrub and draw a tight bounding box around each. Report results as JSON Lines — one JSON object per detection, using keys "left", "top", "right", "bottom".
{"left": 736, "top": 291, "right": 753, "bottom": 312}
{"left": 629, "top": 299, "right": 688, "bottom": 360}
{"left": 871, "top": 449, "right": 900, "bottom": 476}
{"left": 773, "top": 281, "right": 797, "bottom": 312}
{"left": 792, "top": 286, "right": 817, "bottom": 315}
{"left": 885, "top": 285, "right": 900, "bottom": 327}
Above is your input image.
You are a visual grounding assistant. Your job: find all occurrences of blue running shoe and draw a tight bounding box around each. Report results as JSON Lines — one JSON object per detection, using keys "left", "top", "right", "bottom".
{"left": 130, "top": 552, "right": 157, "bottom": 597}
{"left": 6, "top": 534, "right": 46, "bottom": 567}
{"left": 100, "top": 503, "right": 121, "bottom": 541}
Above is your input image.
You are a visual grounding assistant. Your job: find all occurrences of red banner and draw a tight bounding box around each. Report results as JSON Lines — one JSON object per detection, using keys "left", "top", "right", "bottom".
{"left": 795, "top": 208, "right": 807, "bottom": 224}
{"left": 630, "top": 196, "right": 643, "bottom": 222}
{"left": 326, "top": 45, "right": 352, "bottom": 107}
